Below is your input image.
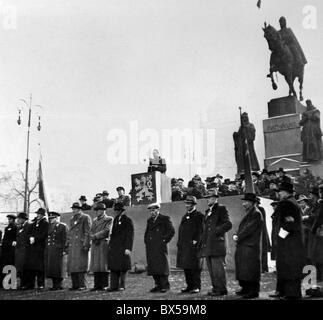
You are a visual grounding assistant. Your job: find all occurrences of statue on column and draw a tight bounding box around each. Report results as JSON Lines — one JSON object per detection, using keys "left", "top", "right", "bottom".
{"left": 233, "top": 112, "right": 260, "bottom": 175}
{"left": 263, "top": 16, "right": 307, "bottom": 100}
{"left": 299, "top": 99, "right": 323, "bottom": 162}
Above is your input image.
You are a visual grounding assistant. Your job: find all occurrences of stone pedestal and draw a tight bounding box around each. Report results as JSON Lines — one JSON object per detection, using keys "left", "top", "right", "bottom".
{"left": 263, "top": 96, "right": 306, "bottom": 172}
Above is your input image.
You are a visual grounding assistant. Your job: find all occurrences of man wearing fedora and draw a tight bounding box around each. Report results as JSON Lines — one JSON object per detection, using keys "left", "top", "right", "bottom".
{"left": 45, "top": 212, "right": 68, "bottom": 290}
{"left": 107, "top": 202, "right": 134, "bottom": 292}
{"left": 79, "top": 196, "right": 92, "bottom": 211}
{"left": 67, "top": 202, "right": 92, "bottom": 290}
{"left": 145, "top": 202, "right": 175, "bottom": 293}
{"left": 24, "top": 208, "right": 49, "bottom": 290}
{"left": 234, "top": 193, "right": 263, "bottom": 299}
{"left": 15, "top": 212, "right": 31, "bottom": 290}
{"left": 176, "top": 196, "right": 204, "bottom": 294}
{"left": 0, "top": 214, "right": 17, "bottom": 288}
{"left": 271, "top": 181, "right": 306, "bottom": 299}
{"left": 115, "top": 186, "right": 131, "bottom": 207}
{"left": 89, "top": 203, "right": 113, "bottom": 291}
{"left": 198, "top": 189, "right": 232, "bottom": 296}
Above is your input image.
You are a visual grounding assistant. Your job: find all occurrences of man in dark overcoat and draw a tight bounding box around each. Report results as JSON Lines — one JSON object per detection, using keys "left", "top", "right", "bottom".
{"left": 67, "top": 202, "right": 92, "bottom": 290}
{"left": 198, "top": 189, "right": 232, "bottom": 296}
{"left": 107, "top": 202, "right": 134, "bottom": 291}
{"left": 45, "top": 212, "right": 68, "bottom": 290}
{"left": 273, "top": 181, "right": 306, "bottom": 299}
{"left": 15, "top": 212, "right": 31, "bottom": 289}
{"left": 234, "top": 193, "right": 263, "bottom": 299}
{"left": 176, "top": 196, "right": 204, "bottom": 293}
{"left": 89, "top": 203, "right": 113, "bottom": 291}
{"left": 24, "top": 208, "right": 49, "bottom": 290}
{"left": 0, "top": 214, "right": 17, "bottom": 288}
{"left": 144, "top": 202, "right": 175, "bottom": 293}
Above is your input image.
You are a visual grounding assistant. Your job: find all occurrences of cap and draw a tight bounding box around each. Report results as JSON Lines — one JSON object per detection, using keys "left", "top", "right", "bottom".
{"left": 147, "top": 202, "right": 161, "bottom": 209}
{"left": 35, "top": 208, "right": 46, "bottom": 215}
{"left": 116, "top": 186, "right": 125, "bottom": 192}
{"left": 94, "top": 202, "right": 106, "bottom": 211}
{"left": 184, "top": 196, "right": 197, "bottom": 205}
{"left": 17, "top": 212, "right": 28, "bottom": 220}
{"left": 71, "top": 202, "right": 81, "bottom": 209}
{"left": 6, "top": 214, "right": 17, "bottom": 219}
{"left": 48, "top": 211, "right": 60, "bottom": 219}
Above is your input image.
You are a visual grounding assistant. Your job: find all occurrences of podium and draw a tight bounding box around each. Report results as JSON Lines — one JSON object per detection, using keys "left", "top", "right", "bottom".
{"left": 130, "top": 171, "right": 171, "bottom": 206}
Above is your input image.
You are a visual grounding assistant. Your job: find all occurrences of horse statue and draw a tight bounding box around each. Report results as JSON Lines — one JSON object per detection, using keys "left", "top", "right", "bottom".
{"left": 263, "top": 22, "right": 306, "bottom": 101}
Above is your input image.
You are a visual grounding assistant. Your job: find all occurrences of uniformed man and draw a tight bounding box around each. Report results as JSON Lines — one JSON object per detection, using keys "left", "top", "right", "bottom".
{"left": 24, "top": 208, "right": 49, "bottom": 290}
{"left": 107, "top": 202, "right": 134, "bottom": 291}
{"left": 115, "top": 187, "right": 131, "bottom": 207}
{"left": 234, "top": 193, "right": 263, "bottom": 299}
{"left": 15, "top": 212, "right": 31, "bottom": 290}
{"left": 67, "top": 202, "right": 92, "bottom": 291}
{"left": 79, "top": 196, "right": 92, "bottom": 211}
{"left": 0, "top": 214, "right": 18, "bottom": 288}
{"left": 176, "top": 196, "right": 204, "bottom": 294}
{"left": 45, "top": 212, "right": 68, "bottom": 290}
{"left": 89, "top": 203, "right": 113, "bottom": 291}
{"left": 198, "top": 189, "right": 232, "bottom": 296}
{"left": 144, "top": 203, "right": 175, "bottom": 293}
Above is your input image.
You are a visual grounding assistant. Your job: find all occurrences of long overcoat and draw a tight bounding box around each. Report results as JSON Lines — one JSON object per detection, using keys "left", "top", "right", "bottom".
{"left": 198, "top": 203, "right": 232, "bottom": 258}
{"left": 276, "top": 196, "right": 306, "bottom": 280}
{"left": 176, "top": 209, "right": 204, "bottom": 269}
{"left": 311, "top": 200, "right": 323, "bottom": 265}
{"left": 25, "top": 217, "right": 49, "bottom": 272}
{"left": 67, "top": 212, "right": 92, "bottom": 273}
{"left": 15, "top": 222, "right": 31, "bottom": 274}
{"left": 235, "top": 206, "right": 263, "bottom": 282}
{"left": 1, "top": 223, "right": 18, "bottom": 266}
{"left": 144, "top": 214, "right": 175, "bottom": 276}
{"left": 108, "top": 213, "right": 134, "bottom": 271}
{"left": 45, "top": 222, "right": 68, "bottom": 278}
{"left": 90, "top": 214, "right": 113, "bottom": 273}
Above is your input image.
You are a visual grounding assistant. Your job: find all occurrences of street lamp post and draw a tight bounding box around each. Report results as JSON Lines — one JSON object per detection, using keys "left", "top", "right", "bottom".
{"left": 17, "top": 94, "right": 42, "bottom": 214}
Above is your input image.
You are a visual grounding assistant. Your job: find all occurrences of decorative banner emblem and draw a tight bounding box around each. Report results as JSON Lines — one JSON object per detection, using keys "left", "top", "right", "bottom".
{"left": 130, "top": 172, "right": 157, "bottom": 205}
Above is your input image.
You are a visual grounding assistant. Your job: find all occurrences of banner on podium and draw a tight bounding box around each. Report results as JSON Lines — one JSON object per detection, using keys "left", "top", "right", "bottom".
{"left": 130, "top": 172, "right": 157, "bottom": 205}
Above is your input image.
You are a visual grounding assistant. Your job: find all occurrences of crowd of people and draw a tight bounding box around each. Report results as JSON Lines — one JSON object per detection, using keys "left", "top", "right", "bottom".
{"left": 0, "top": 166, "right": 322, "bottom": 299}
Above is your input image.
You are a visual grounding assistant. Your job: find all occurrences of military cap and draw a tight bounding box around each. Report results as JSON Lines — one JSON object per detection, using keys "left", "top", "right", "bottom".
{"left": 116, "top": 186, "right": 125, "bottom": 192}
{"left": 48, "top": 211, "right": 60, "bottom": 219}
{"left": 147, "top": 202, "right": 161, "bottom": 209}
{"left": 6, "top": 213, "right": 17, "bottom": 219}
{"left": 184, "top": 196, "right": 197, "bottom": 205}
{"left": 94, "top": 202, "right": 106, "bottom": 211}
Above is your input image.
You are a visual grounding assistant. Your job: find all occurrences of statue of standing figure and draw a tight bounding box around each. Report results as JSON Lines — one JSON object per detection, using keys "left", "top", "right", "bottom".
{"left": 299, "top": 99, "right": 323, "bottom": 162}
{"left": 233, "top": 112, "right": 260, "bottom": 175}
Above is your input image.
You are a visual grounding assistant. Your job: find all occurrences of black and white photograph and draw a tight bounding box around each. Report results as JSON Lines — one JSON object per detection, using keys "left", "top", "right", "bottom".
{"left": 1, "top": 0, "right": 323, "bottom": 308}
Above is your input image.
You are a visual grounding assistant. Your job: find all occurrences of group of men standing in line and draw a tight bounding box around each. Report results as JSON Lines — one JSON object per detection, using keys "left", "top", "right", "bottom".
{"left": 0, "top": 180, "right": 322, "bottom": 299}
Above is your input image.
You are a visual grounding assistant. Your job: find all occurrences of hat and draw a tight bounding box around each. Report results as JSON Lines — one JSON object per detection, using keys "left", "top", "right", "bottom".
{"left": 215, "top": 174, "right": 223, "bottom": 179}
{"left": 278, "top": 181, "right": 294, "bottom": 193}
{"left": 177, "top": 178, "right": 184, "bottom": 182}
{"left": 71, "top": 202, "right": 81, "bottom": 209}
{"left": 95, "top": 193, "right": 102, "bottom": 197}
{"left": 261, "top": 169, "right": 268, "bottom": 175}
{"left": 270, "top": 201, "right": 279, "bottom": 207}
{"left": 35, "top": 208, "right": 46, "bottom": 215}
{"left": 102, "top": 190, "right": 109, "bottom": 196}
{"left": 48, "top": 211, "right": 60, "bottom": 219}
{"left": 309, "top": 187, "right": 319, "bottom": 196}
{"left": 297, "top": 195, "right": 309, "bottom": 202}
{"left": 79, "top": 195, "right": 87, "bottom": 201}
{"left": 6, "top": 214, "right": 17, "bottom": 219}
{"left": 114, "top": 202, "right": 125, "bottom": 211}
{"left": 184, "top": 196, "right": 197, "bottom": 205}
{"left": 17, "top": 212, "right": 28, "bottom": 220}
{"left": 193, "top": 174, "right": 201, "bottom": 181}
{"left": 94, "top": 202, "right": 106, "bottom": 211}
{"left": 252, "top": 172, "right": 260, "bottom": 178}
{"left": 147, "top": 202, "right": 161, "bottom": 209}
{"left": 241, "top": 193, "right": 258, "bottom": 203}
{"left": 204, "top": 189, "right": 219, "bottom": 198}
{"left": 116, "top": 186, "right": 125, "bottom": 192}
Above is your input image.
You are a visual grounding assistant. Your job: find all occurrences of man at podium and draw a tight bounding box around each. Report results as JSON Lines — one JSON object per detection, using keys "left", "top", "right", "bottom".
{"left": 147, "top": 149, "right": 167, "bottom": 174}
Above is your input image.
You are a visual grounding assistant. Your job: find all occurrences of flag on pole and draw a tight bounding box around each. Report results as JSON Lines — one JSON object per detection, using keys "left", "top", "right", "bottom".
{"left": 38, "top": 156, "right": 49, "bottom": 212}
{"left": 239, "top": 107, "right": 255, "bottom": 194}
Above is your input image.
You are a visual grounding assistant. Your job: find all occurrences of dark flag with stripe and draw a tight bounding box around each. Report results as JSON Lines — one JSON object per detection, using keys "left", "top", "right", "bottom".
{"left": 239, "top": 107, "right": 255, "bottom": 193}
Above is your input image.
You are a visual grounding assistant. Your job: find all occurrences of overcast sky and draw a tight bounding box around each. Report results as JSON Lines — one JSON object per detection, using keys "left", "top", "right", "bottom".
{"left": 1, "top": 0, "right": 322, "bottom": 210}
